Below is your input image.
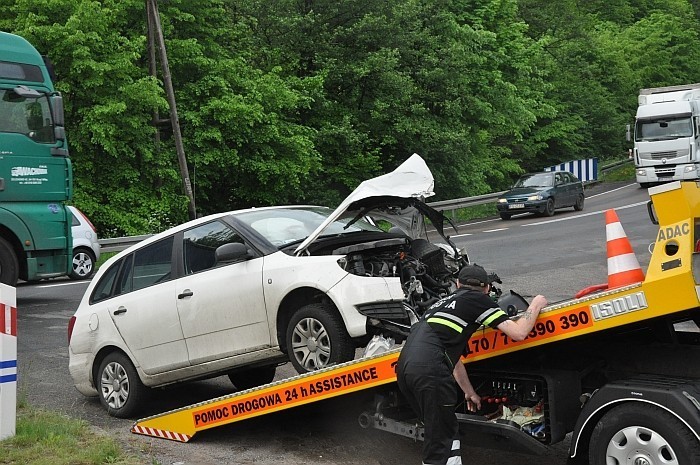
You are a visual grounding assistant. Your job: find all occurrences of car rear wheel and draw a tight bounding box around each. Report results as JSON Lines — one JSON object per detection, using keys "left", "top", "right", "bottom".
{"left": 543, "top": 198, "right": 555, "bottom": 216}
{"left": 499, "top": 213, "right": 511, "bottom": 220}
{"left": 97, "top": 352, "right": 148, "bottom": 418}
{"left": 574, "top": 194, "right": 584, "bottom": 211}
{"left": 286, "top": 303, "right": 355, "bottom": 373}
{"left": 69, "top": 247, "right": 96, "bottom": 280}
{"left": 228, "top": 365, "right": 277, "bottom": 391}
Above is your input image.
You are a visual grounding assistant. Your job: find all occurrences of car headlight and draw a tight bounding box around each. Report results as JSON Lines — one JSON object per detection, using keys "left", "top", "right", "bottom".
{"left": 684, "top": 165, "right": 697, "bottom": 173}
{"left": 527, "top": 194, "right": 543, "bottom": 201}
{"left": 497, "top": 198, "right": 507, "bottom": 203}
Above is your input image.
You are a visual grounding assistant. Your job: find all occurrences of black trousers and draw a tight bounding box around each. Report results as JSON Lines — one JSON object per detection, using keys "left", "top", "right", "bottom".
{"left": 397, "top": 321, "right": 462, "bottom": 465}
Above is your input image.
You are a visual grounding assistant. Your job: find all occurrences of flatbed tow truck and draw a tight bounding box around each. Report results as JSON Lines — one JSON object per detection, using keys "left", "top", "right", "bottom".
{"left": 132, "top": 180, "right": 700, "bottom": 465}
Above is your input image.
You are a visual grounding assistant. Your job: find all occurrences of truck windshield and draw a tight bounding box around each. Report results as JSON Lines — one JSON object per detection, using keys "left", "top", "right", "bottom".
{"left": 635, "top": 116, "right": 693, "bottom": 142}
{"left": 0, "top": 88, "right": 54, "bottom": 143}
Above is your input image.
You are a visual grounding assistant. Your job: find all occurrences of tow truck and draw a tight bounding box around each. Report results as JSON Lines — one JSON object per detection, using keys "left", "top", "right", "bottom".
{"left": 132, "top": 180, "right": 700, "bottom": 465}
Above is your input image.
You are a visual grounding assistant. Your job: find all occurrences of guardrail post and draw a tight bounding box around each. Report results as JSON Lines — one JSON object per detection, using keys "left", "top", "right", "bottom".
{"left": 0, "top": 283, "right": 17, "bottom": 440}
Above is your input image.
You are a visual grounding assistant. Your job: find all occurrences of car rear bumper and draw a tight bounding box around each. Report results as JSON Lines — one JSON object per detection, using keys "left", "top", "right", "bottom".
{"left": 68, "top": 346, "right": 98, "bottom": 397}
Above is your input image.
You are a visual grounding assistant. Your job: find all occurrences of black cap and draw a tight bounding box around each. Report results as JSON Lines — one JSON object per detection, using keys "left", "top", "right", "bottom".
{"left": 458, "top": 264, "right": 489, "bottom": 287}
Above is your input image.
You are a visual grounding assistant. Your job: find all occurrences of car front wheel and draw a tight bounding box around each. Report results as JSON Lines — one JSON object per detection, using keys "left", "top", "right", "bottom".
{"left": 543, "top": 198, "right": 555, "bottom": 216}
{"left": 97, "top": 352, "right": 148, "bottom": 418}
{"left": 286, "top": 303, "right": 355, "bottom": 373}
{"left": 69, "top": 247, "right": 96, "bottom": 280}
{"left": 499, "top": 213, "right": 511, "bottom": 220}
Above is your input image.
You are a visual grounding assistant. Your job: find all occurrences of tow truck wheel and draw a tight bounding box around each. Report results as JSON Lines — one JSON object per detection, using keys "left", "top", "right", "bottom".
{"left": 228, "top": 365, "right": 277, "bottom": 391}
{"left": 588, "top": 403, "right": 700, "bottom": 465}
{"left": 97, "top": 352, "right": 148, "bottom": 418}
{"left": 0, "top": 237, "right": 19, "bottom": 286}
{"left": 286, "top": 303, "right": 355, "bottom": 374}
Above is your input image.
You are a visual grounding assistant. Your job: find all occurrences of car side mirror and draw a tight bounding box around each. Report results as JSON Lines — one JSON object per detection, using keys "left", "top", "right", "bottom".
{"left": 215, "top": 242, "right": 252, "bottom": 264}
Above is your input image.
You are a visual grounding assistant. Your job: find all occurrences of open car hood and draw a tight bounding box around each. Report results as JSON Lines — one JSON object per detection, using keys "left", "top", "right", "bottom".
{"left": 294, "top": 154, "right": 457, "bottom": 255}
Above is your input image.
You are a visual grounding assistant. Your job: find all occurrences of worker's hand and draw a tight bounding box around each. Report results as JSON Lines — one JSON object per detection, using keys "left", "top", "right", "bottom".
{"left": 530, "top": 295, "right": 547, "bottom": 310}
{"left": 464, "top": 390, "right": 481, "bottom": 412}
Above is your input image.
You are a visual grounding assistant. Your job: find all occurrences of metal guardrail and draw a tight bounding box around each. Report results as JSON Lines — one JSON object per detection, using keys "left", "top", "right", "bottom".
{"left": 97, "top": 159, "right": 632, "bottom": 254}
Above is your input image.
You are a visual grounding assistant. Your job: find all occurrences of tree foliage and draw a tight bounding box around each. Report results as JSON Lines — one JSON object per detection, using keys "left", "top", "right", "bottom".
{"left": 1, "top": 0, "right": 699, "bottom": 235}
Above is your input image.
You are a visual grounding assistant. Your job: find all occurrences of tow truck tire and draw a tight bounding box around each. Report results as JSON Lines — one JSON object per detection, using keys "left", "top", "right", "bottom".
{"left": 286, "top": 303, "right": 355, "bottom": 374}
{"left": 588, "top": 403, "right": 700, "bottom": 465}
{"left": 228, "top": 365, "right": 277, "bottom": 391}
{"left": 97, "top": 352, "right": 148, "bottom": 418}
{"left": 0, "top": 237, "right": 19, "bottom": 286}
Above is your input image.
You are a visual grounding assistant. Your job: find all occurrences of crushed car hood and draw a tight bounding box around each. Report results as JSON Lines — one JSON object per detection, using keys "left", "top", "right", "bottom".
{"left": 295, "top": 153, "right": 456, "bottom": 255}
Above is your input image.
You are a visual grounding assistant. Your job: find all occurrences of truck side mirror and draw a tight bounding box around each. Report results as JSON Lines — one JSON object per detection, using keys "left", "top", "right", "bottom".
{"left": 626, "top": 124, "right": 631, "bottom": 142}
{"left": 51, "top": 94, "right": 64, "bottom": 127}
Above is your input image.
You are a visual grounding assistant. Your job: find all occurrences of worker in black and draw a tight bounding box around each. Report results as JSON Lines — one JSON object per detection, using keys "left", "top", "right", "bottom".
{"left": 396, "top": 263, "right": 548, "bottom": 465}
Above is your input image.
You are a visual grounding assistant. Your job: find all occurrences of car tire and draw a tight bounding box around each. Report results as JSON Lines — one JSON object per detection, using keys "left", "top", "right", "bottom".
{"left": 228, "top": 365, "right": 277, "bottom": 391}
{"left": 69, "top": 247, "right": 96, "bottom": 280}
{"left": 574, "top": 194, "right": 584, "bottom": 211}
{"left": 286, "top": 303, "right": 355, "bottom": 373}
{"left": 499, "top": 213, "right": 511, "bottom": 220}
{"left": 543, "top": 198, "right": 555, "bottom": 217}
{"left": 588, "top": 403, "right": 700, "bottom": 465}
{"left": 97, "top": 352, "right": 148, "bottom": 418}
{"left": 0, "top": 237, "right": 19, "bottom": 286}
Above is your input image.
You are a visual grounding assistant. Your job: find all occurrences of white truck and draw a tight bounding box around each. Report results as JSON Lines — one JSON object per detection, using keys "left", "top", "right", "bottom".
{"left": 630, "top": 83, "right": 700, "bottom": 188}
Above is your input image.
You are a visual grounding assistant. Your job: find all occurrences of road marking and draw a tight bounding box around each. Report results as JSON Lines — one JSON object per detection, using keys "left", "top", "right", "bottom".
{"left": 482, "top": 228, "right": 509, "bottom": 233}
{"left": 522, "top": 201, "right": 648, "bottom": 227}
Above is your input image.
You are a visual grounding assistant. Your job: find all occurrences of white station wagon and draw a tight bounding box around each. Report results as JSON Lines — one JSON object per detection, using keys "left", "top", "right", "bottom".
{"left": 68, "top": 154, "right": 467, "bottom": 417}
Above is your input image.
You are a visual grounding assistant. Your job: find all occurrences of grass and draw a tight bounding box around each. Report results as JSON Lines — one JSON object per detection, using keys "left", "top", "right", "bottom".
{"left": 0, "top": 404, "right": 149, "bottom": 465}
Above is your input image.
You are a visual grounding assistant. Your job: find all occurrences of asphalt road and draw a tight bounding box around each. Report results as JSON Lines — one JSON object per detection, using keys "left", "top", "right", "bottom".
{"left": 14, "top": 181, "right": 656, "bottom": 464}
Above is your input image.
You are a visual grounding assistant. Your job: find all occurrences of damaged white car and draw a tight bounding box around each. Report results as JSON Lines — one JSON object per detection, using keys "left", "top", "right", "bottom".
{"left": 68, "top": 154, "right": 467, "bottom": 417}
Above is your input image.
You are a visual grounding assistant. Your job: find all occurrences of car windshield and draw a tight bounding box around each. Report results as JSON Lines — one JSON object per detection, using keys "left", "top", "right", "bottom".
{"left": 235, "top": 206, "right": 381, "bottom": 247}
{"left": 514, "top": 173, "right": 553, "bottom": 188}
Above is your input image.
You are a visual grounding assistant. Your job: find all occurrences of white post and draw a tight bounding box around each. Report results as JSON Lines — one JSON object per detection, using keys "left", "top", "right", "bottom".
{"left": 0, "top": 283, "right": 17, "bottom": 440}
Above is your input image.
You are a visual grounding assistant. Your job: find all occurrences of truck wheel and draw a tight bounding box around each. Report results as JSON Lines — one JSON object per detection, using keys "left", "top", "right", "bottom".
{"left": 574, "top": 194, "right": 584, "bottom": 211}
{"left": 286, "top": 303, "right": 355, "bottom": 373}
{"left": 97, "top": 352, "right": 148, "bottom": 418}
{"left": 588, "top": 403, "right": 700, "bottom": 465}
{"left": 69, "top": 247, "right": 96, "bottom": 280}
{"left": 228, "top": 365, "right": 277, "bottom": 391}
{"left": 0, "top": 237, "right": 19, "bottom": 286}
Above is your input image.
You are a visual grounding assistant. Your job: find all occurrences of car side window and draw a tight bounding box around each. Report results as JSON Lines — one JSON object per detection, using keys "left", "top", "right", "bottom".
{"left": 90, "top": 259, "right": 121, "bottom": 304}
{"left": 555, "top": 173, "right": 563, "bottom": 185}
{"left": 130, "top": 238, "right": 174, "bottom": 291}
{"left": 183, "top": 220, "right": 248, "bottom": 275}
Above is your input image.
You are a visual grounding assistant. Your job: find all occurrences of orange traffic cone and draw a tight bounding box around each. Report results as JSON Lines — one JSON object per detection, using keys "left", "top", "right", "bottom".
{"left": 605, "top": 209, "right": 645, "bottom": 288}
{"left": 575, "top": 209, "right": 644, "bottom": 299}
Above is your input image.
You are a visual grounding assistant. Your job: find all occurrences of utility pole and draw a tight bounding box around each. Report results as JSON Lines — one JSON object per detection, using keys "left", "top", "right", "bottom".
{"left": 146, "top": 0, "right": 197, "bottom": 220}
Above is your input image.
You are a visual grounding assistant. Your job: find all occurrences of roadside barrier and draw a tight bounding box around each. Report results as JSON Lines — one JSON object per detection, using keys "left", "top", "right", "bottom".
{"left": 0, "top": 283, "right": 17, "bottom": 440}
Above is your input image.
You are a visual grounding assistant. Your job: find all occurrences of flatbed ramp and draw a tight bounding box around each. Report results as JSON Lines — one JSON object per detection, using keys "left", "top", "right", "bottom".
{"left": 131, "top": 349, "right": 401, "bottom": 442}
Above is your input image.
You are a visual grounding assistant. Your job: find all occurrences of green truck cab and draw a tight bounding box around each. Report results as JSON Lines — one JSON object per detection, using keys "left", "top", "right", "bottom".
{"left": 0, "top": 31, "right": 73, "bottom": 285}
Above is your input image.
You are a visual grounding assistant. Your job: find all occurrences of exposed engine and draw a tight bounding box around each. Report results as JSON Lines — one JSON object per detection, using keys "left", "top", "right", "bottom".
{"left": 334, "top": 237, "right": 466, "bottom": 338}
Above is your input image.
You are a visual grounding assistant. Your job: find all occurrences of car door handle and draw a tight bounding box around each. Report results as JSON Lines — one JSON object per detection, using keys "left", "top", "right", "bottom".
{"left": 113, "top": 307, "right": 127, "bottom": 315}
{"left": 178, "top": 289, "right": 194, "bottom": 299}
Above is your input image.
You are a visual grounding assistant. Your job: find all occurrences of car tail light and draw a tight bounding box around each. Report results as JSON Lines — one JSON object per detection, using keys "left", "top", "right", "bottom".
{"left": 75, "top": 208, "right": 97, "bottom": 233}
{"left": 68, "top": 315, "right": 76, "bottom": 343}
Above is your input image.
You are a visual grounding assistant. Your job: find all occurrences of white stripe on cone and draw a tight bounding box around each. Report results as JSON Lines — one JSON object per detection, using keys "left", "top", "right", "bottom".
{"left": 608, "top": 253, "right": 642, "bottom": 275}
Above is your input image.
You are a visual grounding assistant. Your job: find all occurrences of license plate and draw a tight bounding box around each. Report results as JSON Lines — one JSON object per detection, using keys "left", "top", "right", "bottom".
{"left": 508, "top": 203, "right": 525, "bottom": 209}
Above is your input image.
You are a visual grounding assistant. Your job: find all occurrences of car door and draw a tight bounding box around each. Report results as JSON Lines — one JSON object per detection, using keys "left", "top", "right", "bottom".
{"left": 107, "top": 237, "right": 190, "bottom": 375}
{"left": 175, "top": 219, "right": 271, "bottom": 366}
{"left": 553, "top": 172, "right": 566, "bottom": 208}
